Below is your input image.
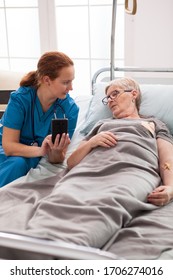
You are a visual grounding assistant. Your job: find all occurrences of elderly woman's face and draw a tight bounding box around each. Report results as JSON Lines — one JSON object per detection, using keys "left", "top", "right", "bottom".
{"left": 106, "top": 85, "right": 135, "bottom": 118}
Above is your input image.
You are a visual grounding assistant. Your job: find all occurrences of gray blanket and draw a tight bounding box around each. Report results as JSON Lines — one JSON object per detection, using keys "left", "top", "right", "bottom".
{"left": 0, "top": 118, "right": 173, "bottom": 259}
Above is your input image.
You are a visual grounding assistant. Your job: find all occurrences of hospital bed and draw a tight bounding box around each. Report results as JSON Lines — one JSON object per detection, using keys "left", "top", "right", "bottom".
{"left": 0, "top": 66, "right": 173, "bottom": 260}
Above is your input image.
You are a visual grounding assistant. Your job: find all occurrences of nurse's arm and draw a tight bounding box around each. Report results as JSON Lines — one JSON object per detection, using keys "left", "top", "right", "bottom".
{"left": 2, "top": 127, "right": 44, "bottom": 157}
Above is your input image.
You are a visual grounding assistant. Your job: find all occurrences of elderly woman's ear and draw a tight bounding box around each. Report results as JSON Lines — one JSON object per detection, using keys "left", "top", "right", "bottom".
{"left": 131, "top": 89, "right": 138, "bottom": 101}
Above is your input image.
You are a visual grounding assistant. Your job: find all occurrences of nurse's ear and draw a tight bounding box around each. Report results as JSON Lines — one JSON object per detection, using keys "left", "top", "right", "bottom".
{"left": 43, "top": 75, "right": 51, "bottom": 86}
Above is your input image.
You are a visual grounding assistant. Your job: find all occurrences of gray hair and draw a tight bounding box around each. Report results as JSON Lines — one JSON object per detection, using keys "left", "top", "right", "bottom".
{"left": 105, "top": 77, "right": 142, "bottom": 111}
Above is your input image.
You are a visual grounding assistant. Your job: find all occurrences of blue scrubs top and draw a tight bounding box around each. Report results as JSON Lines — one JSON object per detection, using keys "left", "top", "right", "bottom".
{"left": 0, "top": 86, "right": 79, "bottom": 147}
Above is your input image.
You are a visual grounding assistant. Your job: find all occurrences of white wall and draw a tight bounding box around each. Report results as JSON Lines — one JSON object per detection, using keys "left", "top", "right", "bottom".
{"left": 125, "top": 0, "right": 173, "bottom": 68}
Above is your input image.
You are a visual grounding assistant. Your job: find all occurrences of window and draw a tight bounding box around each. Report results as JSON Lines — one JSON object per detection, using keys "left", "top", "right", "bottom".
{"left": 55, "top": 0, "right": 125, "bottom": 95}
{"left": 0, "top": 0, "right": 40, "bottom": 71}
{"left": 0, "top": 0, "right": 125, "bottom": 95}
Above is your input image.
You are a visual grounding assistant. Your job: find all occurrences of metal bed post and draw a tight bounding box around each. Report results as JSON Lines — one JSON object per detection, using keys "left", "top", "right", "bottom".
{"left": 110, "top": 0, "right": 137, "bottom": 80}
{"left": 110, "top": 0, "right": 117, "bottom": 80}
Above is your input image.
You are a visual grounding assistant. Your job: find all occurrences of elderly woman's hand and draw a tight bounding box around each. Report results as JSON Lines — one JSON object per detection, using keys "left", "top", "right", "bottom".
{"left": 89, "top": 131, "right": 118, "bottom": 149}
{"left": 147, "top": 185, "right": 173, "bottom": 206}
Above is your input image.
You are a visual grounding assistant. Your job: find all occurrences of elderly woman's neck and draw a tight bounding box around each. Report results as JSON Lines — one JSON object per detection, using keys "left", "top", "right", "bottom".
{"left": 113, "top": 108, "right": 140, "bottom": 119}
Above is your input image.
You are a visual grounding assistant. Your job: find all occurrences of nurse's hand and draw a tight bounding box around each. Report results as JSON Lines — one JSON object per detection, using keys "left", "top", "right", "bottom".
{"left": 53, "top": 133, "right": 71, "bottom": 151}
{"left": 41, "top": 133, "right": 71, "bottom": 163}
{"left": 40, "top": 134, "right": 53, "bottom": 156}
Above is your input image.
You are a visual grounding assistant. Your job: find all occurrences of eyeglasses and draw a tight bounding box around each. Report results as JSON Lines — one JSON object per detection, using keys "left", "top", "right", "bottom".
{"left": 102, "top": 89, "right": 133, "bottom": 105}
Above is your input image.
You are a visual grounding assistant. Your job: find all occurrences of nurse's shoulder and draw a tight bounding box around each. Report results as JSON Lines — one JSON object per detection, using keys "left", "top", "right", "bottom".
{"left": 10, "top": 86, "right": 36, "bottom": 104}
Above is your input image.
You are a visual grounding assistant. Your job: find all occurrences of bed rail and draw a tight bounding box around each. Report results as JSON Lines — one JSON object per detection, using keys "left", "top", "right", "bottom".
{"left": 0, "top": 232, "right": 118, "bottom": 260}
{"left": 92, "top": 66, "right": 173, "bottom": 92}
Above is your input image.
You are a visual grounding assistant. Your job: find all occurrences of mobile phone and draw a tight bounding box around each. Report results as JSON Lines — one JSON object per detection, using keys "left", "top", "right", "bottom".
{"left": 51, "top": 118, "right": 68, "bottom": 144}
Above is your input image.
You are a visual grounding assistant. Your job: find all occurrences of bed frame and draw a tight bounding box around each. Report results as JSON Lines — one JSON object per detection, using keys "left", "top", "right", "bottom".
{"left": 0, "top": 232, "right": 117, "bottom": 260}
{"left": 92, "top": 66, "right": 173, "bottom": 91}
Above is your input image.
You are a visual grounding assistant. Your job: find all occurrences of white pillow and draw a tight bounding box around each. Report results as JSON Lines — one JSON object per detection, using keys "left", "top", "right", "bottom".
{"left": 80, "top": 82, "right": 110, "bottom": 135}
{"left": 80, "top": 82, "right": 173, "bottom": 135}
{"left": 140, "top": 84, "right": 173, "bottom": 134}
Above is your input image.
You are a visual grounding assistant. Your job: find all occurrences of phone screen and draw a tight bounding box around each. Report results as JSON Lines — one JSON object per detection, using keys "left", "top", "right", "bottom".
{"left": 51, "top": 118, "right": 68, "bottom": 143}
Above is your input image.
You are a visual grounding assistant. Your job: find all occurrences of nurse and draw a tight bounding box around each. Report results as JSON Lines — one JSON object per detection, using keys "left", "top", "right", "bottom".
{"left": 0, "top": 51, "right": 79, "bottom": 187}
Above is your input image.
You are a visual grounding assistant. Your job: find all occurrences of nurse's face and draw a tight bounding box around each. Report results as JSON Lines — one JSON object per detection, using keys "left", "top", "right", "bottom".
{"left": 49, "top": 65, "right": 75, "bottom": 99}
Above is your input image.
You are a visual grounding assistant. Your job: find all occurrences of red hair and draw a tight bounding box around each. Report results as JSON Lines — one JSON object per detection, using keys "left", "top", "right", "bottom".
{"left": 20, "top": 51, "right": 74, "bottom": 88}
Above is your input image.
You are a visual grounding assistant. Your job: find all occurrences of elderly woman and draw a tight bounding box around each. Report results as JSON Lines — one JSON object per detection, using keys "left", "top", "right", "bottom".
{"left": 67, "top": 77, "right": 173, "bottom": 206}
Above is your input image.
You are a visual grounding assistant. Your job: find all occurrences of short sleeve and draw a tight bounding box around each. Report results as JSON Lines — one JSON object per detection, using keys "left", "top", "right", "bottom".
{"left": 3, "top": 91, "right": 26, "bottom": 130}
{"left": 154, "top": 118, "right": 173, "bottom": 144}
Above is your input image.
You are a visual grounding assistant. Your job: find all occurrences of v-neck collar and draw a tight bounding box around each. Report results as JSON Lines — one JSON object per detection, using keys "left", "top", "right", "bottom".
{"left": 35, "top": 95, "right": 55, "bottom": 121}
